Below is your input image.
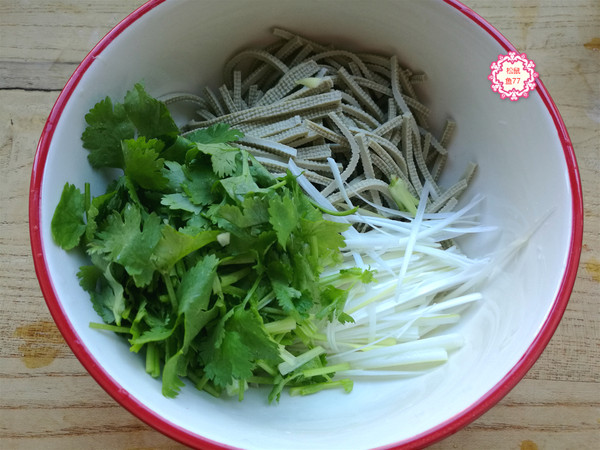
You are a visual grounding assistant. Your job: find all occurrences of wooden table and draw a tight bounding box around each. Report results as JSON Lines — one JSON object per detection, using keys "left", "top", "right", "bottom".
{"left": 1, "top": 1, "right": 598, "bottom": 448}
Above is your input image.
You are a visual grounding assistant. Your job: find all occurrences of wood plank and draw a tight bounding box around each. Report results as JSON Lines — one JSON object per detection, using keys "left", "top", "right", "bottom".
{"left": 0, "top": 1, "right": 146, "bottom": 90}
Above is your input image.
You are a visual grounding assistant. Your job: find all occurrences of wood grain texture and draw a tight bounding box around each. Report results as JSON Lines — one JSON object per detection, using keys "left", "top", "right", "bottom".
{"left": 1, "top": 1, "right": 598, "bottom": 449}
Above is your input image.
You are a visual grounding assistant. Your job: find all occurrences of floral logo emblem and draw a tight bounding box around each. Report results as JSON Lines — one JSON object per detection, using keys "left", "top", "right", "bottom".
{"left": 489, "top": 52, "right": 539, "bottom": 101}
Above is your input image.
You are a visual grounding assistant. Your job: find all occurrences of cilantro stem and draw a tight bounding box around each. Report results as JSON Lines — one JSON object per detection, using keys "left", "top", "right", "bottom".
{"left": 238, "top": 379, "right": 245, "bottom": 401}
{"left": 89, "top": 322, "right": 131, "bottom": 334}
{"left": 302, "top": 362, "right": 350, "bottom": 378}
{"left": 202, "top": 383, "right": 222, "bottom": 398}
{"left": 261, "top": 306, "right": 286, "bottom": 316}
{"left": 162, "top": 273, "right": 177, "bottom": 310}
{"left": 220, "top": 254, "right": 256, "bottom": 266}
{"left": 267, "top": 179, "right": 287, "bottom": 191}
{"left": 389, "top": 176, "right": 418, "bottom": 215}
{"left": 145, "top": 343, "right": 161, "bottom": 378}
{"left": 241, "top": 274, "right": 263, "bottom": 308}
{"left": 188, "top": 371, "right": 208, "bottom": 390}
{"left": 278, "top": 346, "right": 325, "bottom": 375}
{"left": 247, "top": 376, "right": 276, "bottom": 384}
{"left": 288, "top": 378, "right": 353, "bottom": 396}
{"left": 256, "top": 360, "right": 278, "bottom": 376}
{"left": 309, "top": 200, "right": 359, "bottom": 216}
{"left": 84, "top": 182, "right": 91, "bottom": 216}
{"left": 264, "top": 316, "right": 296, "bottom": 335}
{"left": 256, "top": 291, "right": 276, "bottom": 310}
{"left": 220, "top": 266, "right": 252, "bottom": 287}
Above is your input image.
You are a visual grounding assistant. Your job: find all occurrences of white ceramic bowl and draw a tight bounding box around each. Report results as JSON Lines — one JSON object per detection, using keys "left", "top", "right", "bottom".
{"left": 29, "top": 1, "right": 583, "bottom": 449}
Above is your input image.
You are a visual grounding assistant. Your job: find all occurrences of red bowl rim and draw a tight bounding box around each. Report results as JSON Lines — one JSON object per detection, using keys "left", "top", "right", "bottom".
{"left": 28, "top": 1, "right": 584, "bottom": 449}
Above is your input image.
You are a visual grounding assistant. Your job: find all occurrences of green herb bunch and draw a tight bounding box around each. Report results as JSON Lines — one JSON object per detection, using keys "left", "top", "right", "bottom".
{"left": 52, "top": 83, "right": 373, "bottom": 402}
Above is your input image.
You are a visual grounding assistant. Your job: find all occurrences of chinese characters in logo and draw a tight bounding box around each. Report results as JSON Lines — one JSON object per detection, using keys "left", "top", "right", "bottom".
{"left": 489, "top": 52, "right": 538, "bottom": 101}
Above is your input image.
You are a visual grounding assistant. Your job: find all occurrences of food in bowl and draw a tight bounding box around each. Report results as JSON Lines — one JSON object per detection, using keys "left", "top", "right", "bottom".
{"left": 49, "top": 31, "right": 509, "bottom": 403}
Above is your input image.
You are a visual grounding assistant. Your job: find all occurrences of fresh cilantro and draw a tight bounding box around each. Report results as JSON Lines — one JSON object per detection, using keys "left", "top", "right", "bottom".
{"left": 219, "top": 150, "right": 264, "bottom": 200}
{"left": 152, "top": 226, "right": 220, "bottom": 273}
{"left": 161, "top": 192, "right": 203, "bottom": 214}
{"left": 161, "top": 135, "right": 196, "bottom": 163}
{"left": 182, "top": 164, "right": 219, "bottom": 205}
{"left": 89, "top": 204, "right": 162, "bottom": 287}
{"left": 122, "top": 137, "right": 168, "bottom": 191}
{"left": 176, "top": 254, "right": 220, "bottom": 350}
{"left": 216, "top": 195, "right": 270, "bottom": 230}
{"left": 162, "top": 350, "right": 186, "bottom": 398}
{"left": 202, "top": 306, "right": 280, "bottom": 388}
{"left": 123, "top": 83, "right": 179, "bottom": 140}
{"left": 162, "top": 160, "right": 187, "bottom": 192}
{"left": 185, "top": 122, "right": 243, "bottom": 144}
{"left": 51, "top": 182, "right": 86, "bottom": 250}
{"left": 81, "top": 97, "right": 135, "bottom": 169}
{"left": 268, "top": 192, "right": 298, "bottom": 248}
{"left": 194, "top": 143, "right": 240, "bottom": 178}
{"left": 52, "top": 85, "right": 375, "bottom": 402}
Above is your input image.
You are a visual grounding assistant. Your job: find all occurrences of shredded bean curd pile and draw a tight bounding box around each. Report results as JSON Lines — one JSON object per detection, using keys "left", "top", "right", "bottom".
{"left": 171, "top": 28, "right": 476, "bottom": 217}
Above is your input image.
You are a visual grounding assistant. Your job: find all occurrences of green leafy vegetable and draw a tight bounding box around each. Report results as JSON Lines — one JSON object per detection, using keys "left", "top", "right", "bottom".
{"left": 123, "top": 82, "right": 179, "bottom": 140}
{"left": 122, "top": 137, "right": 168, "bottom": 191}
{"left": 51, "top": 182, "right": 87, "bottom": 250}
{"left": 51, "top": 84, "right": 373, "bottom": 402}
{"left": 81, "top": 97, "right": 135, "bottom": 168}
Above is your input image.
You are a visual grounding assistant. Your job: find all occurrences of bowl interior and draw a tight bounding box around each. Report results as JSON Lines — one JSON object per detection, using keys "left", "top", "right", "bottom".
{"left": 35, "top": 0, "right": 577, "bottom": 448}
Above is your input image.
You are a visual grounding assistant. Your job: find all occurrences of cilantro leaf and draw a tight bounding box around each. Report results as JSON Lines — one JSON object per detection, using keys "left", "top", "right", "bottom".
{"left": 122, "top": 137, "right": 168, "bottom": 191}
{"left": 130, "top": 324, "right": 177, "bottom": 346}
{"left": 219, "top": 151, "right": 264, "bottom": 200}
{"left": 299, "top": 218, "right": 349, "bottom": 268}
{"left": 161, "top": 193, "right": 203, "bottom": 214}
{"left": 185, "top": 123, "right": 243, "bottom": 144}
{"left": 81, "top": 97, "right": 135, "bottom": 169}
{"left": 217, "top": 195, "right": 270, "bottom": 229}
{"left": 101, "top": 263, "right": 126, "bottom": 325}
{"left": 316, "top": 285, "right": 354, "bottom": 324}
{"left": 229, "top": 307, "right": 281, "bottom": 363}
{"left": 123, "top": 83, "right": 179, "bottom": 139}
{"left": 203, "top": 328, "right": 254, "bottom": 388}
{"left": 189, "top": 143, "right": 240, "bottom": 178}
{"left": 82, "top": 257, "right": 126, "bottom": 326}
{"left": 77, "top": 265, "right": 102, "bottom": 293}
{"left": 202, "top": 306, "right": 281, "bottom": 388}
{"left": 208, "top": 146, "right": 240, "bottom": 178}
{"left": 176, "top": 254, "right": 220, "bottom": 351}
{"left": 225, "top": 230, "right": 276, "bottom": 269}
{"left": 51, "top": 183, "right": 87, "bottom": 250}
{"left": 152, "top": 226, "right": 220, "bottom": 273}
{"left": 90, "top": 204, "right": 162, "bottom": 287}
{"left": 162, "top": 160, "right": 186, "bottom": 193}
{"left": 161, "top": 135, "right": 195, "bottom": 163}
{"left": 272, "top": 281, "right": 303, "bottom": 314}
{"left": 180, "top": 213, "right": 211, "bottom": 234}
{"left": 77, "top": 264, "right": 121, "bottom": 324}
{"left": 268, "top": 258, "right": 309, "bottom": 316}
{"left": 248, "top": 153, "right": 277, "bottom": 187}
{"left": 268, "top": 192, "right": 298, "bottom": 248}
{"left": 182, "top": 164, "right": 219, "bottom": 205}
{"left": 162, "top": 350, "right": 186, "bottom": 398}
